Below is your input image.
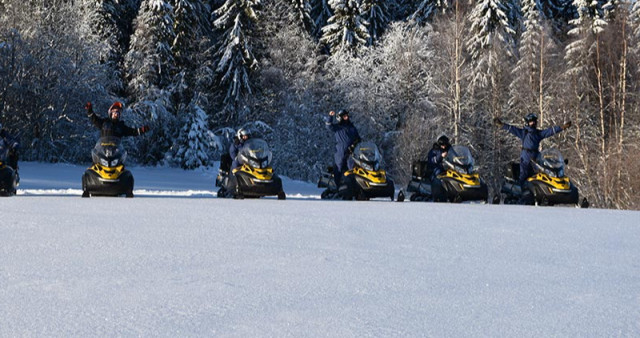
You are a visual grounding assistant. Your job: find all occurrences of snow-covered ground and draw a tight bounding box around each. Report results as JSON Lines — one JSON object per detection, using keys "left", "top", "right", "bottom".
{"left": 1, "top": 162, "right": 639, "bottom": 336}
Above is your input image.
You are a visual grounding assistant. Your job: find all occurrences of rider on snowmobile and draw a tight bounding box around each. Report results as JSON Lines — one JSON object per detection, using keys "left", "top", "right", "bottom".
{"left": 426, "top": 135, "right": 451, "bottom": 202}
{"left": 230, "top": 128, "right": 252, "bottom": 170}
{"left": 324, "top": 109, "right": 361, "bottom": 188}
{"left": 494, "top": 113, "right": 572, "bottom": 185}
{"left": 85, "top": 102, "right": 150, "bottom": 138}
{"left": 0, "top": 123, "right": 20, "bottom": 174}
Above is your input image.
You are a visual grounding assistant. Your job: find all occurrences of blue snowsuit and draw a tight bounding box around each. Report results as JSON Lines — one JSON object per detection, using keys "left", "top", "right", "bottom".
{"left": 0, "top": 128, "right": 20, "bottom": 170}
{"left": 229, "top": 138, "right": 246, "bottom": 170}
{"left": 502, "top": 124, "right": 564, "bottom": 184}
{"left": 324, "top": 115, "right": 360, "bottom": 187}
{"left": 426, "top": 144, "right": 448, "bottom": 201}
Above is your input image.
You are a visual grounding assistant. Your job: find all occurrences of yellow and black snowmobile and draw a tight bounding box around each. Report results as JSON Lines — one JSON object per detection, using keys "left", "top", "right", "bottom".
{"left": 82, "top": 136, "right": 134, "bottom": 197}
{"left": 406, "top": 145, "right": 488, "bottom": 202}
{"left": 0, "top": 139, "right": 18, "bottom": 196}
{"left": 500, "top": 148, "right": 586, "bottom": 207}
{"left": 218, "top": 138, "right": 286, "bottom": 199}
{"left": 319, "top": 141, "right": 395, "bottom": 200}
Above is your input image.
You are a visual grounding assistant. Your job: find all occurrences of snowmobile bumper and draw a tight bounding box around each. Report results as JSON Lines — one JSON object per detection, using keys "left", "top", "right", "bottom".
{"left": 0, "top": 165, "right": 17, "bottom": 196}
{"left": 529, "top": 181, "right": 579, "bottom": 205}
{"left": 234, "top": 170, "right": 284, "bottom": 198}
{"left": 82, "top": 166, "right": 134, "bottom": 197}
{"left": 441, "top": 177, "right": 488, "bottom": 202}
{"left": 340, "top": 172, "right": 395, "bottom": 200}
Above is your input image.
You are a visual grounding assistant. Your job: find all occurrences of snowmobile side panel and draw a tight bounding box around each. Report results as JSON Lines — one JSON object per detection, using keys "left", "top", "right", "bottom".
{"left": 0, "top": 166, "right": 17, "bottom": 196}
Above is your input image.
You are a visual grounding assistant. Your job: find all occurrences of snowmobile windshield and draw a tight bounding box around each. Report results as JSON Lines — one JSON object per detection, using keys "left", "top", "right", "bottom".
{"left": 443, "top": 145, "right": 475, "bottom": 174}
{"left": 352, "top": 142, "right": 381, "bottom": 171}
{"left": 91, "top": 136, "right": 127, "bottom": 168}
{"left": 237, "top": 138, "right": 272, "bottom": 169}
{"left": 533, "top": 148, "right": 565, "bottom": 178}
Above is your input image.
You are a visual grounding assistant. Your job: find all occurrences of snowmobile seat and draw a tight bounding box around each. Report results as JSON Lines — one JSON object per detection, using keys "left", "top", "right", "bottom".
{"left": 411, "top": 161, "right": 432, "bottom": 181}
{"left": 506, "top": 161, "right": 520, "bottom": 181}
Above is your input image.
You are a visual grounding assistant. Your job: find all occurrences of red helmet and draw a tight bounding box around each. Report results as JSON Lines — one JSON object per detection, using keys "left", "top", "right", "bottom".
{"left": 109, "top": 102, "right": 123, "bottom": 111}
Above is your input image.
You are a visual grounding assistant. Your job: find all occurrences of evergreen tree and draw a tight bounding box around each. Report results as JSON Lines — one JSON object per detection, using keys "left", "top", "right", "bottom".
{"left": 361, "top": 0, "right": 390, "bottom": 45}
{"left": 87, "top": 0, "right": 126, "bottom": 94}
{"left": 172, "top": 94, "right": 214, "bottom": 169}
{"left": 409, "top": 0, "right": 449, "bottom": 24}
{"left": 125, "top": 0, "right": 176, "bottom": 101}
{"left": 171, "top": 0, "right": 201, "bottom": 104}
{"left": 291, "top": 0, "right": 315, "bottom": 33}
{"left": 466, "top": 0, "right": 517, "bottom": 87}
{"left": 212, "top": 0, "right": 260, "bottom": 122}
{"left": 320, "top": 0, "right": 369, "bottom": 54}
{"left": 509, "top": 0, "right": 558, "bottom": 124}
{"left": 311, "top": 0, "right": 332, "bottom": 37}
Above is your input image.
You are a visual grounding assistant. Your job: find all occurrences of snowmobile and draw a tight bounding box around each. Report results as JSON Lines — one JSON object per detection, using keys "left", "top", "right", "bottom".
{"left": 82, "top": 136, "right": 134, "bottom": 197}
{"left": 318, "top": 141, "right": 395, "bottom": 201}
{"left": 499, "top": 148, "right": 587, "bottom": 207}
{"left": 405, "top": 145, "right": 488, "bottom": 202}
{"left": 0, "top": 139, "right": 18, "bottom": 196}
{"left": 217, "top": 138, "right": 286, "bottom": 199}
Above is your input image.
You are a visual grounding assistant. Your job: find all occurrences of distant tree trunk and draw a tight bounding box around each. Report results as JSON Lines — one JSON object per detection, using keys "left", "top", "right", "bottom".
{"left": 595, "top": 33, "right": 608, "bottom": 206}
{"left": 453, "top": 0, "right": 461, "bottom": 139}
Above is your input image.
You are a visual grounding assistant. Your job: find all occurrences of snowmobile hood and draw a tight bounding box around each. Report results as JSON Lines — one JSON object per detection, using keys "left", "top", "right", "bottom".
{"left": 91, "top": 136, "right": 128, "bottom": 168}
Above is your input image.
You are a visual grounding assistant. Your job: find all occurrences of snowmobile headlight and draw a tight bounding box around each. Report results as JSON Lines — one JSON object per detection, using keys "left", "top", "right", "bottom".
{"left": 111, "top": 159, "right": 119, "bottom": 167}
{"left": 100, "top": 158, "right": 109, "bottom": 167}
{"left": 261, "top": 160, "right": 269, "bottom": 168}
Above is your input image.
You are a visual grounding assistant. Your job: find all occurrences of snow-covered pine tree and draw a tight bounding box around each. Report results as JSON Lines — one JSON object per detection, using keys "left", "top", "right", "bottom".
{"left": 172, "top": 93, "right": 214, "bottom": 169}
{"left": 509, "top": 0, "right": 558, "bottom": 125}
{"left": 171, "top": 0, "right": 202, "bottom": 105}
{"left": 291, "top": 0, "right": 315, "bottom": 33}
{"left": 310, "top": 0, "right": 332, "bottom": 37}
{"left": 466, "top": 0, "right": 517, "bottom": 88}
{"left": 320, "top": 0, "right": 369, "bottom": 54}
{"left": 632, "top": 0, "right": 640, "bottom": 59}
{"left": 86, "top": 0, "right": 126, "bottom": 94}
{"left": 409, "top": 0, "right": 449, "bottom": 24}
{"left": 212, "top": 0, "right": 260, "bottom": 122}
{"left": 360, "top": 0, "right": 390, "bottom": 45}
{"left": 125, "top": 0, "right": 176, "bottom": 101}
{"left": 563, "top": 0, "right": 611, "bottom": 206}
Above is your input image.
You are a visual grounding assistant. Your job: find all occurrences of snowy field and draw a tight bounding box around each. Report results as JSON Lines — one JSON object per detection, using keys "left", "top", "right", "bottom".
{"left": 1, "top": 162, "right": 639, "bottom": 336}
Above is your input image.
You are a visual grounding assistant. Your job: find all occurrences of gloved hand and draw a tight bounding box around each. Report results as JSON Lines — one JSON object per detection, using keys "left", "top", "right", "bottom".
{"left": 139, "top": 125, "right": 150, "bottom": 134}
{"left": 562, "top": 121, "right": 572, "bottom": 130}
{"left": 85, "top": 102, "right": 93, "bottom": 115}
{"left": 493, "top": 117, "right": 504, "bottom": 127}
{"left": 329, "top": 110, "right": 335, "bottom": 117}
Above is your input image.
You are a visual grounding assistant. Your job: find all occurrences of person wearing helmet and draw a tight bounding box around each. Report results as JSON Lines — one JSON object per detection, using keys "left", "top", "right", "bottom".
{"left": 494, "top": 113, "right": 572, "bottom": 185}
{"left": 0, "top": 122, "right": 20, "bottom": 176}
{"left": 426, "top": 135, "right": 451, "bottom": 202}
{"left": 229, "top": 128, "right": 252, "bottom": 170}
{"left": 324, "top": 109, "right": 361, "bottom": 188}
{"left": 85, "top": 102, "right": 150, "bottom": 138}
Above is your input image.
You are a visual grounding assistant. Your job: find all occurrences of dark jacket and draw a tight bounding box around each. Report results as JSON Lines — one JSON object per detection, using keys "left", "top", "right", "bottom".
{"left": 324, "top": 115, "right": 360, "bottom": 172}
{"left": 0, "top": 129, "right": 19, "bottom": 150}
{"left": 502, "top": 124, "right": 563, "bottom": 152}
{"left": 229, "top": 137, "right": 246, "bottom": 170}
{"left": 89, "top": 112, "right": 144, "bottom": 138}
{"left": 427, "top": 143, "right": 448, "bottom": 178}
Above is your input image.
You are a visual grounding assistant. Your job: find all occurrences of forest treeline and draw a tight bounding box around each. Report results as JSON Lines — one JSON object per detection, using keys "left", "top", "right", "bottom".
{"left": 1, "top": 0, "right": 639, "bottom": 209}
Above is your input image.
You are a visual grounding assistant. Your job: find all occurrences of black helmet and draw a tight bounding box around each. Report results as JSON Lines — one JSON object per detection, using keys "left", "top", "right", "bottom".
{"left": 236, "top": 128, "right": 251, "bottom": 140}
{"left": 524, "top": 113, "right": 538, "bottom": 123}
{"left": 437, "top": 135, "right": 450, "bottom": 147}
{"left": 337, "top": 109, "right": 350, "bottom": 122}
